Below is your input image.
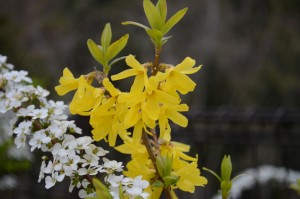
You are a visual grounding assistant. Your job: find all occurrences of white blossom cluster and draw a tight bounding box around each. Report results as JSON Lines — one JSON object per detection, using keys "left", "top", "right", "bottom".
{"left": 0, "top": 55, "right": 150, "bottom": 199}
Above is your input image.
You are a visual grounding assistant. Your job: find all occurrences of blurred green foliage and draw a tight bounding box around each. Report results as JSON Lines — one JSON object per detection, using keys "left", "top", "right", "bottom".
{"left": 0, "top": 139, "right": 31, "bottom": 174}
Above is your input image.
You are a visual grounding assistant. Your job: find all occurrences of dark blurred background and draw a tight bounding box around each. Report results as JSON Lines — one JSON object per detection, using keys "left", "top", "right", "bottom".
{"left": 0, "top": 0, "right": 300, "bottom": 198}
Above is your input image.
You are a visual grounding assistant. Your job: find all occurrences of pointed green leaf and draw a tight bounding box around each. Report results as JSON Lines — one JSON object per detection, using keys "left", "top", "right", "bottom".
{"left": 162, "top": 8, "right": 188, "bottom": 35}
{"left": 156, "top": 154, "right": 165, "bottom": 177}
{"left": 156, "top": 0, "right": 167, "bottom": 23}
{"left": 164, "top": 153, "right": 173, "bottom": 177}
{"left": 152, "top": 180, "right": 164, "bottom": 188}
{"left": 92, "top": 178, "right": 113, "bottom": 199}
{"left": 145, "top": 29, "right": 162, "bottom": 48}
{"left": 106, "top": 34, "right": 129, "bottom": 61}
{"left": 101, "top": 23, "right": 112, "bottom": 52}
{"left": 87, "top": 39, "right": 106, "bottom": 66}
{"left": 119, "top": 183, "right": 124, "bottom": 199}
{"left": 122, "top": 21, "right": 150, "bottom": 29}
{"left": 163, "top": 175, "right": 180, "bottom": 187}
{"left": 221, "top": 155, "right": 232, "bottom": 181}
{"left": 143, "top": 0, "right": 162, "bottom": 30}
{"left": 221, "top": 180, "right": 232, "bottom": 198}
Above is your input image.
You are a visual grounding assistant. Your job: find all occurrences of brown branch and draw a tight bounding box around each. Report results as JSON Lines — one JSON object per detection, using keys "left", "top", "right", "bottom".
{"left": 141, "top": 129, "right": 172, "bottom": 199}
{"left": 152, "top": 48, "right": 161, "bottom": 76}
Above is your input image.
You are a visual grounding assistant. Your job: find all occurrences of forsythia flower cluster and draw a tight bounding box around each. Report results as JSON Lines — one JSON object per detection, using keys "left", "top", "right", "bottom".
{"left": 0, "top": 55, "right": 150, "bottom": 199}
{"left": 55, "top": 53, "right": 208, "bottom": 198}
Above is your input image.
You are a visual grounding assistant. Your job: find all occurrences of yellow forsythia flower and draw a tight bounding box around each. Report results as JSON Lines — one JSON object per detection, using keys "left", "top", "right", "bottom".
{"left": 173, "top": 161, "right": 208, "bottom": 193}
{"left": 111, "top": 54, "right": 148, "bottom": 96}
{"left": 55, "top": 67, "right": 80, "bottom": 95}
{"left": 90, "top": 78, "right": 129, "bottom": 146}
{"left": 164, "top": 57, "right": 202, "bottom": 94}
{"left": 69, "top": 76, "right": 104, "bottom": 115}
{"left": 160, "top": 140, "right": 197, "bottom": 170}
{"left": 112, "top": 55, "right": 193, "bottom": 142}
{"left": 123, "top": 158, "right": 156, "bottom": 182}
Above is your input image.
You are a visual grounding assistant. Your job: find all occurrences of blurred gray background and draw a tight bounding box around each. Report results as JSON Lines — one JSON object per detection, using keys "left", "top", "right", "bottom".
{"left": 0, "top": 0, "right": 300, "bottom": 198}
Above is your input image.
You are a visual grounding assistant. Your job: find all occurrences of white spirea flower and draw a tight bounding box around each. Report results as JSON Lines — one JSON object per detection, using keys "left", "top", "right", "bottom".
{"left": 102, "top": 158, "right": 124, "bottom": 173}
{"left": 122, "top": 176, "right": 149, "bottom": 198}
{"left": 28, "top": 108, "right": 48, "bottom": 120}
{"left": 3, "top": 70, "right": 32, "bottom": 83}
{"left": 45, "top": 172, "right": 64, "bottom": 189}
{"left": 29, "top": 129, "right": 51, "bottom": 151}
{"left": 107, "top": 174, "right": 124, "bottom": 188}
{"left": 14, "top": 133, "right": 27, "bottom": 148}
{"left": 0, "top": 55, "right": 7, "bottom": 65}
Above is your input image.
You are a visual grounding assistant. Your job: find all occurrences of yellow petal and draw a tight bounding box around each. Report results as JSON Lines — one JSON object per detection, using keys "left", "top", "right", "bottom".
{"left": 142, "top": 110, "right": 156, "bottom": 128}
{"left": 151, "top": 187, "right": 163, "bottom": 199}
{"left": 124, "top": 104, "right": 141, "bottom": 128}
{"left": 174, "top": 57, "right": 199, "bottom": 74}
{"left": 108, "top": 128, "right": 117, "bottom": 147}
{"left": 175, "top": 162, "right": 208, "bottom": 192}
{"left": 155, "top": 89, "right": 179, "bottom": 106}
{"left": 132, "top": 119, "right": 144, "bottom": 143}
{"left": 59, "top": 68, "right": 75, "bottom": 84}
{"left": 92, "top": 127, "right": 108, "bottom": 141}
{"left": 166, "top": 109, "right": 188, "bottom": 127}
{"left": 143, "top": 93, "right": 160, "bottom": 121}
{"left": 111, "top": 68, "right": 136, "bottom": 81}
{"left": 171, "top": 72, "right": 196, "bottom": 94}
{"left": 55, "top": 68, "right": 80, "bottom": 96}
{"left": 174, "top": 104, "right": 189, "bottom": 112}
{"left": 102, "top": 78, "right": 119, "bottom": 96}
{"left": 172, "top": 141, "right": 190, "bottom": 152}
{"left": 145, "top": 76, "right": 158, "bottom": 93}
{"left": 158, "top": 114, "right": 171, "bottom": 141}
{"left": 130, "top": 73, "right": 145, "bottom": 96}
{"left": 69, "top": 87, "right": 96, "bottom": 115}
{"left": 126, "top": 54, "right": 144, "bottom": 71}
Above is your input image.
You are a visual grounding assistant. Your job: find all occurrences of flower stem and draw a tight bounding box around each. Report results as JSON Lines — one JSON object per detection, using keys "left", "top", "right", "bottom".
{"left": 152, "top": 48, "right": 161, "bottom": 76}
{"left": 141, "top": 130, "right": 172, "bottom": 199}
{"left": 141, "top": 130, "right": 157, "bottom": 168}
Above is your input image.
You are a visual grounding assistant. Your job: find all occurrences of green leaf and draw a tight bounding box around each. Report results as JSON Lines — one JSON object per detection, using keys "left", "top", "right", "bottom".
{"left": 221, "top": 155, "right": 232, "bottom": 181}
{"left": 145, "top": 29, "right": 162, "bottom": 48}
{"left": 162, "top": 8, "right": 188, "bottom": 35}
{"left": 221, "top": 180, "right": 232, "bottom": 198}
{"left": 122, "top": 21, "right": 149, "bottom": 30}
{"left": 152, "top": 180, "right": 164, "bottom": 188}
{"left": 143, "top": 0, "right": 162, "bottom": 30}
{"left": 164, "top": 153, "right": 173, "bottom": 177}
{"left": 156, "top": 0, "right": 167, "bottom": 23}
{"left": 163, "top": 175, "right": 180, "bottom": 187}
{"left": 106, "top": 34, "right": 129, "bottom": 61}
{"left": 134, "top": 197, "right": 144, "bottom": 199}
{"left": 156, "top": 154, "right": 165, "bottom": 177}
{"left": 87, "top": 39, "right": 105, "bottom": 66}
{"left": 101, "top": 23, "right": 112, "bottom": 52}
{"left": 92, "top": 178, "right": 113, "bottom": 199}
{"left": 119, "top": 183, "right": 124, "bottom": 199}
